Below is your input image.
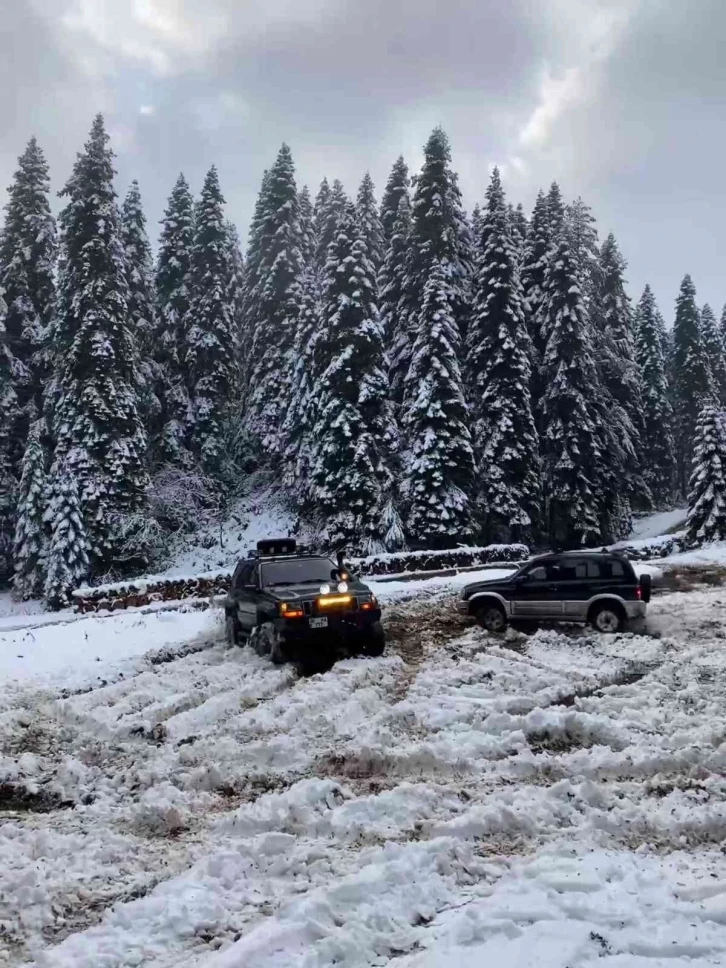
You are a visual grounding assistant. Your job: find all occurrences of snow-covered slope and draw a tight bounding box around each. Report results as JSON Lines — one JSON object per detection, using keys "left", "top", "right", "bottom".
{"left": 3, "top": 579, "right": 726, "bottom": 967}
{"left": 630, "top": 507, "right": 688, "bottom": 540}
{"left": 161, "top": 485, "right": 297, "bottom": 577}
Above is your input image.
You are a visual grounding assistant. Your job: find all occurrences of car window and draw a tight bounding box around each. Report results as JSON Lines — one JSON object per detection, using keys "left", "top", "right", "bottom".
{"left": 556, "top": 559, "right": 598, "bottom": 580}
{"left": 260, "top": 558, "right": 337, "bottom": 587}
{"left": 233, "top": 562, "right": 253, "bottom": 589}
{"left": 599, "top": 559, "right": 625, "bottom": 579}
{"left": 526, "top": 565, "right": 550, "bottom": 581}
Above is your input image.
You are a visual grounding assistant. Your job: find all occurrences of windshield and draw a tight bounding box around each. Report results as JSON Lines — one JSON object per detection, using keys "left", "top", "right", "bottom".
{"left": 261, "top": 558, "right": 338, "bottom": 587}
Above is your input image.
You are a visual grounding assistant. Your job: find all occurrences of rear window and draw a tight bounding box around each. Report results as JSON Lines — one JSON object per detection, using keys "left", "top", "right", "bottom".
{"left": 598, "top": 559, "right": 626, "bottom": 579}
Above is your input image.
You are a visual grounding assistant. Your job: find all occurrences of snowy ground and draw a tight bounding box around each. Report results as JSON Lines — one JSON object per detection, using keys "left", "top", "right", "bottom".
{"left": 629, "top": 508, "right": 688, "bottom": 541}
{"left": 3, "top": 575, "right": 726, "bottom": 966}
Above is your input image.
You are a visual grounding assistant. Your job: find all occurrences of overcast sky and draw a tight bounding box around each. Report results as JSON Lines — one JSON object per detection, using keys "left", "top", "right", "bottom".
{"left": 2, "top": 0, "right": 723, "bottom": 318}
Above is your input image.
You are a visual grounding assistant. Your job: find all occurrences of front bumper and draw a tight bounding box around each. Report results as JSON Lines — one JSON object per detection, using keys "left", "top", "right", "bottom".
{"left": 278, "top": 607, "right": 382, "bottom": 640}
{"left": 457, "top": 599, "right": 470, "bottom": 615}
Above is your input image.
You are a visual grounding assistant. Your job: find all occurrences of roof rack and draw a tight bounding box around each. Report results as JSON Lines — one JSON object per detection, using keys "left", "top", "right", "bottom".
{"left": 246, "top": 538, "right": 324, "bottom": 560}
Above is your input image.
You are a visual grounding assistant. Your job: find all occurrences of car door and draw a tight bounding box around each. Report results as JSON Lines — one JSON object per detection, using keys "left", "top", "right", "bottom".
{"left": 235, "top": 562, "right": 259, "bottom": 632}
{"left": 511, "top": 562, "right": 564, "bottom": 618}
{"left": 558, "top": 558, "right": 595, "bottom": 619}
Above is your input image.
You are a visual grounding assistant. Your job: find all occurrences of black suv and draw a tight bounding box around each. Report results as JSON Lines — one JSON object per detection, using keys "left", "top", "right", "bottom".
{"left": 458, "top": 551, "right": 651, "bottom": 633}
{"left": 224, "top": 539, "right": 384, "bottom": 673}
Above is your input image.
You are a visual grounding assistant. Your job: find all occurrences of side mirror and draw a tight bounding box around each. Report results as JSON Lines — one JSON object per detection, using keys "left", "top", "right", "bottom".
{"left": 517, "top": 573, "right": 530, "bottom": 584}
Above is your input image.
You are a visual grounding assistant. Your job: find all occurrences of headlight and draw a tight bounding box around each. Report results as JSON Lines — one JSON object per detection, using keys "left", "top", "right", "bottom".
{"left": 337, "top": 581, "right": 349, "bottom": 593}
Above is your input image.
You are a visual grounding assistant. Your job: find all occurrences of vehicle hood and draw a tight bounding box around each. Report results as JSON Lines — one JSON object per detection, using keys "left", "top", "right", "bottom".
{"left": 267, "top": 582, "right": 367, "bottom": 602}
{"left": 462, "top": 575, "right": 515, "bottom": 598}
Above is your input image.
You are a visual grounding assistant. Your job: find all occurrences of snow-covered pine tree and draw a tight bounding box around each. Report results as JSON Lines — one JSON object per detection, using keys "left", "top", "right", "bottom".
{"left": 298, "top": 185, "right": 316, "bottom": 267}
{"left": 0, "top": 137, "right": 56, "bottom": 474}
{"left": 121, "top": 180, "right": 161, "bottom": 431}
{"left": 225, "top": 219, "right": 245, "bottom": 332}
{"left": 52, "top": 115, "right": 148, "bottom": 566}
{"left": 313, "top": 177, "right": 330, "bottom": 234}
{"left": 539, "top": 237, "right": 605, "bottom": 547}
{"left": 470, "top": 204, "right": 484, "bottom": 247}
{"left": 700, "top": 303, "right": 726, "bottom": 403}
{"left": 309, "top": 203, "right": 401, "bottom": 552}
{"left": 392, "top": 127, "right": 473, "bottom": 401}
{"left": 634, "top": 285, "right": 676, "bottom": 505}
{"left": 546, "top": 181, "right": 565, "bottom": 239}
{"left": 154, "top": 173, "right": 195, "bottom": 465}
{"left": 520, "top": 189, "right": 551, "bottom": 402}
{"left": 12, "top": 416, "right": 47, "bottom": 599}
{"left": 43, "top": 461, "right": 89, "bottom": 609}
{"left": 686, "top": 405, "right": 726, "bottom": 545}
{"left": 402, "top": 258, "right": 474, "bottom": 547}
{"left": 592, "top": 233, "right": 645, "bottom": 533}
{"left": 403, "top": 127, "right": 473, "bottom": 333}
{"left": 672, "top": 274, "right": 714, "bottom": 495}
{"left": 240, "top": 168, "right": 271, "bottom": 388}
{"left": 356, "top": 173, "right": 385, "bottom": 276}
{"left": 565, "top": 197, "right": 600, "bottom": 310}
{"left": 510, "top": 203, "right": 528, "bottom": 247}
{"left": 380, "top": 156, "right": 410, "bottom": 246}
{"left": 721, "top": 305, "right": 726, "bottom": 355}
{"left": 282, "top": 265, "right": 321, "bottom": 502}
{"left": 467, "top": 168, "right": 540, "bottom": 542}
{"left": 184, "top": 166, "right": 237, "bottom": 469}
{"left": 0, "top": 303, "right": 19, "bottom": 585}
{"left": 380, "top": 192, "right": 411, "bottom": 358}
{"left": 244, "top": 145, "right": 304, "bottom": 453}
{"left": 314, "top": 178, "right": 348, "bottom": 270}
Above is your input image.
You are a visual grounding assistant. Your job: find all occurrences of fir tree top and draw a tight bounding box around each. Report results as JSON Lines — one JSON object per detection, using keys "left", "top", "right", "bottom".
{"left": 356, "top": 172, "right": 384, "bottom": 272}
{"left": 380, "top": 156, "right": 410, "bottom": 244}
{"left": 405, "top": 127, "right": 473, "bottom": 327}
{"left": 56, "top": 114, "right": 137, "bottom": 384}
{"left": 298, "top": 184, "right": 316, "bottom": 267}
{"left": 121, "top": 180, "right": 156, "bottom": 338}
{"left": 673, "top": 274, "right": 712, "bottom": 401}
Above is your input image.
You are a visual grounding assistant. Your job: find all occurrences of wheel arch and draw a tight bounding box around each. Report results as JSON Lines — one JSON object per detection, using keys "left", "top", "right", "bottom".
{"left": 467, "top": 592, "right": 509, "bottom": 616}
{"left": 586, "top": 596, "right": 627, "bottom": 624}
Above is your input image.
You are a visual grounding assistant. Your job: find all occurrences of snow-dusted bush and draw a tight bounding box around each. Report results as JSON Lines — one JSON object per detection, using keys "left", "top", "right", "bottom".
{"left": 147, "top": 466, "right": 222, "bottom": 532}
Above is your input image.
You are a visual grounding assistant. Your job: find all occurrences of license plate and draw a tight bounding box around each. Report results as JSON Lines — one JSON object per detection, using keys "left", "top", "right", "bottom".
{"left": 309, "top": 617, "right": 328, "bottom": 629}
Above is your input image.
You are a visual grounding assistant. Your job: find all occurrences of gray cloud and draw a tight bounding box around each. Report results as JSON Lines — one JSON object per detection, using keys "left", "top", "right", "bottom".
{"left": 1, "top": 0, "right": 724, "bottom": 318}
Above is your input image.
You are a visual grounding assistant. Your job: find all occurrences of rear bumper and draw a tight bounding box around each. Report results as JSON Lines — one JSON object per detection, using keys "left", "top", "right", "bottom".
{"left": 457, "top": 600, "right": 470, "bottom": 615}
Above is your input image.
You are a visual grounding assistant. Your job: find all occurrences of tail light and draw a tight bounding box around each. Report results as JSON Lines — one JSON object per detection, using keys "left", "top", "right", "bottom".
{"left": 636, "top": 585, "right": 642, "bottom": 601}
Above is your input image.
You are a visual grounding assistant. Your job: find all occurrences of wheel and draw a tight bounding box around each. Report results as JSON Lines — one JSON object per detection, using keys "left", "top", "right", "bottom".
{"left": 476, "top": 603, "right": 507, "bottom": 633}
{"left": 225, "top": 612, "right": 242, "bottom": 646}
{"left": 250, "top": 623, "right": 287, "bottom": 664}
{"left": 361, "top": 622, "right": 385, "bottom": 657}
{"left": 590, "top": 603, "right": 625, "bottom": 633}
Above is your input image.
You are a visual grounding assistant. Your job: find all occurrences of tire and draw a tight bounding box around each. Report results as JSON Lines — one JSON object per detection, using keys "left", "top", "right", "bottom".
{"left": 639, "top": 573, "right": 652, "bottom": 604}
{"left": 361, "top": 622, "right": 385, "bottom": 657}
{"left": 250, "top": 623, "right": 287, "bottom": 663}
{"left": 476, "top": 602, "right": 507, "bottom": 633}
{"left": 225, "top": 612, "right": 242, "bottom": 646}
{"left": 590, "top": 602, "right": 625, "bottom": 633}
